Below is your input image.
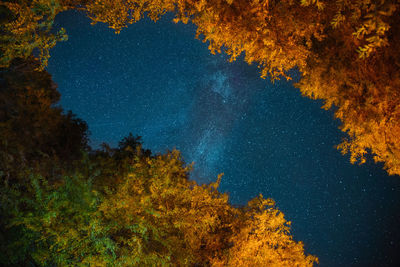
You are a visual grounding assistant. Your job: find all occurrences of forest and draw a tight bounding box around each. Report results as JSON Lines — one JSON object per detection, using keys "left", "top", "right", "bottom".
{"left": 1, "top": 0, "right": 399, "bottom": 266}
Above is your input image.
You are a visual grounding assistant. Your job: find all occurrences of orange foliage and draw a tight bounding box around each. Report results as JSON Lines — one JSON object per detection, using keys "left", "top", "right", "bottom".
{"left": 98, "top": 149, "right": 317, "bottom": 265}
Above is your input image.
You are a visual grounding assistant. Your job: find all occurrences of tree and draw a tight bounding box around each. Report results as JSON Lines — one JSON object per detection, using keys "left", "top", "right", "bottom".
{"left": 1, "top": 139, "right": 317, "bottom": 266}
{"left": 224, "top": 195, "right": 318, "bottom": 266}
{"left": 0, "top": 57, "right": 88, "bottom": 183}
{"left": 1, "top": 171, "right": 117, "bottom": 266}
{"left": 89, "top": 147, "right": 317, "bottom": 266}
{"left": 0, "top": 58, "right": 90, "bottom": 265}
{"left": 297, "top": 0, "right": 400, "bottom": 175}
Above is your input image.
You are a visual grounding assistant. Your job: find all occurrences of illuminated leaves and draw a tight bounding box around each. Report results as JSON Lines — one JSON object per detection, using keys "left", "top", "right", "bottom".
{"left": 0, "top": 0, "right": 70, "bottom": 69}
{"left": 96, "top": 150, "right": 317, "bottom": 265}
{"left": 85, "top": 0, "right": 324, "bottom": 80}
{"left": 86, "top": 0, "right": 176, "bottom": 33}
{"left": 98, "top": 149, "right": 229, "bottom": 265}
{"left": 4, "top": 146, "right": 316, "bottom": 265}
{"left": 330, "top": 0, "right": 397, "bottom": 59}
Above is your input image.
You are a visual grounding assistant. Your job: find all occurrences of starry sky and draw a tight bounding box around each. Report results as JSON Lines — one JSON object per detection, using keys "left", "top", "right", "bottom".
{"left": 48, "top": 11, "right": 400, "bottom": 267}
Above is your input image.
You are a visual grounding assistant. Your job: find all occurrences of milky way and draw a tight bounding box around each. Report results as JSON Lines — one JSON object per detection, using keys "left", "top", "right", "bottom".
{"left": 48, "top": 11, "right": 400, "bottom": 266}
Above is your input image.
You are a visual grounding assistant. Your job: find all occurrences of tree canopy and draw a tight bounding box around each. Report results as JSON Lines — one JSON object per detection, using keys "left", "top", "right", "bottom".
{"left": 2, "top": 0, "right": 399, "bottom": 264}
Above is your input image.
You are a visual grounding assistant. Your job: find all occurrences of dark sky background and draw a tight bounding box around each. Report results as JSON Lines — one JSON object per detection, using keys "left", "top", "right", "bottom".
{"left": 48, "top": 11, "right": 400, "bottom": 267}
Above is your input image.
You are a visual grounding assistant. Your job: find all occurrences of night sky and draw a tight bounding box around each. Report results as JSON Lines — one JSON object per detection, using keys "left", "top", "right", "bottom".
{"left": 48, "top": 11, "right": 400, "bottom": 267}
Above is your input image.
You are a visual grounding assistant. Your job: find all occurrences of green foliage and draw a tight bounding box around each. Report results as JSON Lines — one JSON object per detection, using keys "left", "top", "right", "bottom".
{"left": 0, "top": 59, "right": 90, "bottom": 265}
{"left": 2, "top": 172, "right": 117, "bottom": 266}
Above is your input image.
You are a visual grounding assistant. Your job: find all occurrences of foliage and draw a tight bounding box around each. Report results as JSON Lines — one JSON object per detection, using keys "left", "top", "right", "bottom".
{"left": 297, "top": 0, "right": 400, "bottom": 175}
{"left": 2, "top": 1, "right": 398, "bottom": 262}
{"left": 4, "top": 172, "right": 116, "bottom": 266}
{"left": 1, "top": 148, "right": 317, "bottom": 266}
{"left": 85, "top": 0, "right": 324, "bottom": 80}
{"left": 0, "top": 58, "right": 90, "bottom": 265}
{"left": 86, "top": 0, "right": 176, "bottom": 33}
{"left": 0, "top": 0, "right": 71, "bottom": 69}
{"left": 225, "top": 195, "right": 318, "bottom": 266}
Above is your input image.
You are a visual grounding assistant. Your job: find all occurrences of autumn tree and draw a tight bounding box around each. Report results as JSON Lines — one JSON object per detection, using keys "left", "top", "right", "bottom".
{"left": 0, "top": 0, "right": 65, "bottom": 68}
{"left": 223, "top": 195, "right": 318, "bottom": 266}
{"left": 0, "top": 97, "right": 317, "bottom": 265}
{"left": 2, "top": 147, "right": 317, "bottom": 266}
{"left": 85, "top": 0, "right": 325, "bottom": 80}
{"left": 298, "top": 0, "right": 400, "bottom": 175}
